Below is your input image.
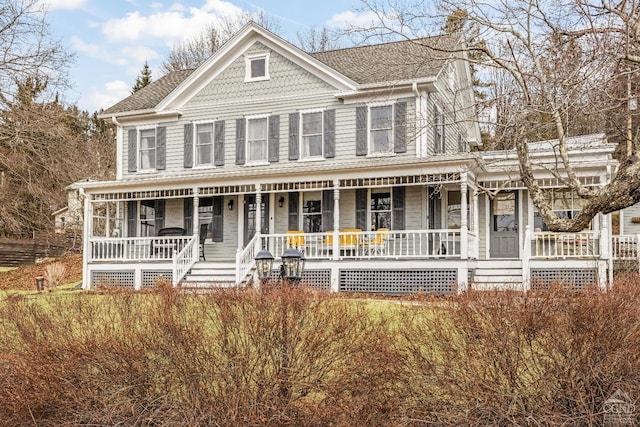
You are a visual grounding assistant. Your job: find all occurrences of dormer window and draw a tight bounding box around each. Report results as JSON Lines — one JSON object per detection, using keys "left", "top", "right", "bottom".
{"left": 245, "top": 52, "right": 270, "bottom": 82}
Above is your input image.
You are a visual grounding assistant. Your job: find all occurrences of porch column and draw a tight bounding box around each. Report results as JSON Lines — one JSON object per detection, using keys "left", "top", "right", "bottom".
{"left": 599, "top": 174, "right": 610, "bottom": 290}
{"left": 193, "top": 188, "right": 200, "bottom": 259}
{"left": 473, "top": 192, "right": 479, "bottom": 258}
{"left": 332, "top": 179, "right": 340, "bottom": 262}
{"left": 460, "top": 173, "right": 468, "bottom": 260}
{"left": 255, "top": 184, "right": 262, "bottom": 239}
{"left": 81, "top": 190, "right": 91, "bottom": 290}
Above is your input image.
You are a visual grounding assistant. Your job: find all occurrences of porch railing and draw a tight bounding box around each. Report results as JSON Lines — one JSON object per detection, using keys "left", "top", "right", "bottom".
{"left": 531, "top": 231, "right": 600, "bottom": 259}
{"left": 173, "top": 236, "right": 198, "bottom": 286}
{"left": 261, "top": 229, "right": 464, "bottom": 260}
{"left": 88, "top": 237, "right": 193, "bottom": 262}
{"left": 236, "top": 233, "right": 260, "bottom": 284}
{"left": 612, "top": 235, "right": 640, "bottom": 259}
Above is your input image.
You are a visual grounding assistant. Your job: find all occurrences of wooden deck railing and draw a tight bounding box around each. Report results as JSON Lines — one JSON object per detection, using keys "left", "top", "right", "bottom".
{"left": 88, "top": 236, "right": 192, "bottom": 262}
{"left": 261, "top": 229, "right": 465, "bottom": 260}
{"left": 531, "top": 231, "right": 600, "bottom": 259}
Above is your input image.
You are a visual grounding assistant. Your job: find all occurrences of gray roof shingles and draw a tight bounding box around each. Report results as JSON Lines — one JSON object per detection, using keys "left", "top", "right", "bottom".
{"left": 101, "top": 33, "right": 458, "bottom": 115}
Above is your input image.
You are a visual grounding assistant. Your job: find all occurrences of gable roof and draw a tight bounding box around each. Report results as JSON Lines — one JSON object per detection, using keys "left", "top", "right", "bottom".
{"left": 311, "top": 33, "right": 460, "bottom": 85}
{"left": 99, "top": 24, "right": 461, "bottom": 117}
{"left": 101, "top": 69, "right": 194, "bottom": 116}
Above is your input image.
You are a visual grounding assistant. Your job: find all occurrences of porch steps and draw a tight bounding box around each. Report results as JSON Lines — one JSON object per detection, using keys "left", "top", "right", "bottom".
{"left": 180, "top": 262, "right": 240, "bottom": 289}
{"left": 471, "top": 260, "right": 524, "bottom": 291}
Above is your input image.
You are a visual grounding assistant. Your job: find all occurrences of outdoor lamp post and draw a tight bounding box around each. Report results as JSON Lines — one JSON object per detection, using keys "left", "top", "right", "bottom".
{"left": 255, "top": 249, "right": 274, "bottom": 282}
{"left": 281, "top": 246, "right": 305, "bottom": 283}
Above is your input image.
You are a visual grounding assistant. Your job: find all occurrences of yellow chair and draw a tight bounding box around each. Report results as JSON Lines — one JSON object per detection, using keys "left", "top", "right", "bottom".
{"left": 286, "top": 230, "right": 305, "bottom": 248}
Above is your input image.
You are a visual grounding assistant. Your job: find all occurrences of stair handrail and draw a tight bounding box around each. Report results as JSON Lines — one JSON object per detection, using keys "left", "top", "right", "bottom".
{"left": 236, "top": 233, "right": 260, "bottom": 284}
{"left": 522, "top": 225, "right": 531, "bottom": 291}
{"left": 173, "top": 235, "right": 198, "bottom": 286}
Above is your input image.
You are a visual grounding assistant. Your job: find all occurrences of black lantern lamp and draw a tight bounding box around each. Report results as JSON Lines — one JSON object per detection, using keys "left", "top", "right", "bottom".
{"left": 255, "top": 249, "right": 274, "bottom": 280}
{"left": 281, "top": 246, "right": 305, "bottom": 282}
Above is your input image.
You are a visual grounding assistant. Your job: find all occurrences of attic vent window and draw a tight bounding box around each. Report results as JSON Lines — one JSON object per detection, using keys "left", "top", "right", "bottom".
{"left": 245, "top": 52, "right": 270, "bottom": 82}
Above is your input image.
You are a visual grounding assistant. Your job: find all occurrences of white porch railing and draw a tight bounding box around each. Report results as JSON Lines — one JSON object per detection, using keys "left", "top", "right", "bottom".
{"left": 236, "top": 233, "right": 260, "bottom": 284}
{"left": 612, "top": 235, "right": 640, "bottom": 259}
{"left": 531, "top": 231, "right": 600, "bottom": 259}
{"left": 173, "top": 236, "right": 198, "bottom": 286}
{"left": 261, "top": 229, "right": 464, "bottom": 260}
{"left": 89, "top": 237, "right": 193, "bottom": 262}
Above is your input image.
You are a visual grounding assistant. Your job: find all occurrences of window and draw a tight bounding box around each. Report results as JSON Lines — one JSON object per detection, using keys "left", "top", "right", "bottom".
{"left": 302, "top": 193, "right": 322, "bottom": 233}
{"left": 370, "top": 190, "right": 391, "bottom": 230}
{"left": 301, "top": 112, "right": 323, "bottom": 159}
{"left": 433, "top": 105, "right": 445, "bottom": 153}
{"left": 139, "top": 200, "right": 157, "bottom": 237}
{"left": 247, "top": 117, "right": 268, "bottom": 164}
{"left": 370, "top": 105, "right": 393, "bottom": 154}
{"left": 533, "top": 189, "right": 590, "bottom": 231}
{"left": 196, "top": 123, "right": 213, "bottom": 166}
{"left": 245, "top": 52, "right": 270, "bottom": 81}
{"left": 139, "top": 128, "right": 156, "bottom": 170}
{"left": 447, "top": 191, "right": 462, "bottom": 229}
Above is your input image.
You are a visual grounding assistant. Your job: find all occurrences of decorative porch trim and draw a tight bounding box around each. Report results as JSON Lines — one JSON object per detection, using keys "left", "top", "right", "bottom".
{"left": 340, "top": 173, "right": 460, "bottom": 189}
{"left": 478, "top": 176, "right": 600, "bottom": 190}
{"left": 200, "top": 184, "right": 256, "bottom": 195}
{"left": 263, "top": 180, "right": 333, "bottom": 192}
{"left": 92, "top": 188, "right": 193, "bottom": 201}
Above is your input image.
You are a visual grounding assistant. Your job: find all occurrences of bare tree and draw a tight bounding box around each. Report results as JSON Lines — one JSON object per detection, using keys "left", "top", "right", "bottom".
{"left": 0, "top": 0, "right": 73, "bottom": 105}
{"left": 349, "top": 0, "right": 640, "bottom": 231}
{"left": 161, "top": 11, "right": 281, "bottom": 73}
{"left": 296, "top": 26, "right": 342, "bottom": 52}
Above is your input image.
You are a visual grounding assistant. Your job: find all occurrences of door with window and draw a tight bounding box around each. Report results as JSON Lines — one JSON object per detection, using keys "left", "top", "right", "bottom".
{"left": 490, "top": 191, "right": 519, "bottom": 258}
{"left": 244, "top": 194, "right": 269, "bottom": 246}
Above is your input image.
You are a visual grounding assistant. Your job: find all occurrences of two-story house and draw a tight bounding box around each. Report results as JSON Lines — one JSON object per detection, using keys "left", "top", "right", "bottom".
{"left": 79, "top": 22, "right": 623, "bottom": 293}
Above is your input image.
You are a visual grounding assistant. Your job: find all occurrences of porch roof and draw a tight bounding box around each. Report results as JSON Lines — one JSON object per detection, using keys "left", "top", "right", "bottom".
{"left": 74, "top": 155, "right": 477, "bottom": 195}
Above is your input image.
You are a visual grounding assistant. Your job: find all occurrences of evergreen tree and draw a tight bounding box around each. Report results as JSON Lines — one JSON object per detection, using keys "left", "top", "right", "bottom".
{"left": 132, "top": 61, "right": 152, "bottom": 93}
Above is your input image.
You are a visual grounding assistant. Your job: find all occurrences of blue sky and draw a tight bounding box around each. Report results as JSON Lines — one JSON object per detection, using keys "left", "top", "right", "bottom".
{"left": 42, "top": 0, "right": 371, "bottom": 113}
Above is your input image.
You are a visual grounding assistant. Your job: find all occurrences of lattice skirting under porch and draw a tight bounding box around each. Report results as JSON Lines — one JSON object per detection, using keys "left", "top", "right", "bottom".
{"left": 91, "top": 270, "right": 173, "bottom": 289}
{"left": 339, "top": 269, "right": 457, "bottom": 295}
{"left": 529, "top": 268, "right": 597, "bottom": 291}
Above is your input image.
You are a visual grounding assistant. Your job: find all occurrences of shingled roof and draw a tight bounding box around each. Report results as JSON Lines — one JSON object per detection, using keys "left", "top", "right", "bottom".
{"left": 101, "top": 69, "right": 194, "bottom": 115}
{"left": 100, "top": 32, "right": 459, "bottom": 116}
{"left": 311, "top": 33, "right": 460, "bottom": 85}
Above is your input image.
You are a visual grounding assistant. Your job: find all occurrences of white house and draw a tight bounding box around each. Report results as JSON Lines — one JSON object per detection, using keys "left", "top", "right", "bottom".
{"left": 77, "top": 22, "right": 630, "bottom": 293}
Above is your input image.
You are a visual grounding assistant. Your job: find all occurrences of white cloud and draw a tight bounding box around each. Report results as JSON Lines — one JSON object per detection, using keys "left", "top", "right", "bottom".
{"left": 42, "top": 0, "right": 86, "bottom": 11}
{"left": 81, "top": 80, "right": 131, "bottom": 111}
{"left": 327, "top": 10, "right": 379, "bottom": 29}
{"left": 101, "top": 1, "right": 243, "bottom": 43}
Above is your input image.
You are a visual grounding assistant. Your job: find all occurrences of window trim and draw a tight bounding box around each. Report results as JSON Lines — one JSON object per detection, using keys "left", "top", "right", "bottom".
{"left": 299, "top": 108, "right": 325, "bottom": 161}
{"left": 193, "top": 120, "right": 216, "bottom": 168}
{"left": 369, "top": 187, "right": 393, "bottom": 231}
{"left": 137, "top": 125, "right": 157, "bottom": 173}
{"left": 434, "top": 104, "right": 445, "bottom": 154}
{"left": 244, "top": 52, "right": 270, "bottom": 82}
{"left": 367, "top": 102, "right": 395, "bottom": 157}
{"left": 245, "top": 114, "right": 270, "bottom": 166}
{"left": 301, "top": 191, "right": 322, "bottom": 233}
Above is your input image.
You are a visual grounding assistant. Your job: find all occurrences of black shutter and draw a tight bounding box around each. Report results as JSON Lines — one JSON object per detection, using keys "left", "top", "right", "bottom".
{"left": 156, "top": 127, "right": 166, "bottom": 170}
{"left": 288, "top": 112, "right": 299, "bottom": 160}
{"left": 268, "top": 114, "right": 280, "bottom": 162}
{"left": 184, "top": 123, "right": 193, "bottom": 168}
{"left": 355, "top": 106, "right": 368, "bottom": 156}
{"left": 356, "top": 188, "right": 367, "bottom": 230}
{"left": 288, "top": 192, "right": 299, "bottom": 230}
{"left": 323, "top": 109, "right": 335, "bottom": 158}
{"left": 393, "top": 186, "right": 405, "bottom": 230}
{"left": 212, "top": 196, "right": 223, "bottom": 242}
{"left": 128, "top": 129, "right": 137, "bottom": 172}
{"left": 322, "top": 189, "right": 334, "bottom": 231}
{"left": 214, "top": 120, "right": 225, "bottom": 166}
{"left": 235, "top": 118, "right": 246, "bottom": 165}
{"left": 183, "top": 198, "right": 193, "bottom": 235}
{"left": 154, "top": 200, "right": 165, "bottom": 232}
{"left": 127, "top": 201, "right": 137, "bottom": 237}
{"left": 394, "top": 101, "right": 407, "bottom": 153}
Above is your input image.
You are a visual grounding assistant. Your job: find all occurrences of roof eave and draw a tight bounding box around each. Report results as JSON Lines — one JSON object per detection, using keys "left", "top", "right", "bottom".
{"left": 336, "top": 77, "right": 437, "bottom": 99}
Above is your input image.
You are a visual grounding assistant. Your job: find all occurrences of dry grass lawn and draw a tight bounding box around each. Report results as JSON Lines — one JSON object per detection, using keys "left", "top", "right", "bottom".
{"left": 0, "top": 253, "right": 83, "bottom": 290}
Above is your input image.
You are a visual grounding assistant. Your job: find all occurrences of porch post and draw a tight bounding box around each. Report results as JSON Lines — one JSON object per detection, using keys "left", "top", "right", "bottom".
{"left": 460, "top": 173, "right": 468, "bottom": 260}
{"left": 255, "top": 185, "right": 262, "bottom": 250}
{"left": 81, "top": 190, "right": 91, "bottom": 290}
{"left": 473, "top": 192, "right": 479, "bottom": 258}
{"left": 332, "top": 179, "right": 340, "bottom": 262}
{"left": 599, "top": 174, "right": 609, "bottom": 290}
{"left": 193, "top": 188, "right": 200, "bottom": 260}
